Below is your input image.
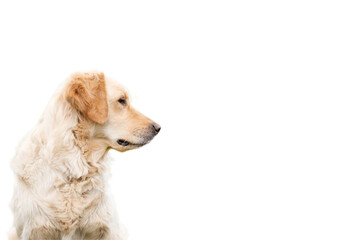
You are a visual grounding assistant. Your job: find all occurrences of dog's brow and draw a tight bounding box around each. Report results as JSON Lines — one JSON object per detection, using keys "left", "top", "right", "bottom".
{"left": 121, "top": 92, "right": 129, "bottom": 100}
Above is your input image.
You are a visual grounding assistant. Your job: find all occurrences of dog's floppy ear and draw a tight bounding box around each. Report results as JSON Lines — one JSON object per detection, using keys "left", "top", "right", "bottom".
{"left": 66, "top": 72, "right": 109, "bottom": 124}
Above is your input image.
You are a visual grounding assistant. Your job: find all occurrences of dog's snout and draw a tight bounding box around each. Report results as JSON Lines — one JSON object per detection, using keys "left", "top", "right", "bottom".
{"left": 152, "top": 123, "right": 161, "bottom": 134}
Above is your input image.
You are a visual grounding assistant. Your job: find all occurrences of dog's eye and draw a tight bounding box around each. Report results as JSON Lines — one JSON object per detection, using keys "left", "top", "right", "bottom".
{"left": 118, "top": 98, "right": 126, "bottom": 105}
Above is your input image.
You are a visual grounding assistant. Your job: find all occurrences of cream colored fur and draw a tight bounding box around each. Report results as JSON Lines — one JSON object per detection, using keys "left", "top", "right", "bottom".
{"left": 10, "top": 72, "right": 160, "bottom": 240}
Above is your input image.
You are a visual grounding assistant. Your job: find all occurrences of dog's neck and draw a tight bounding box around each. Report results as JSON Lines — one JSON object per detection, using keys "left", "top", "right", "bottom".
{"left": 71, "top": 116, "right": 110, "bottom": 178}
{"left": 41, "top": 95, "right": 110, "bottom": 181}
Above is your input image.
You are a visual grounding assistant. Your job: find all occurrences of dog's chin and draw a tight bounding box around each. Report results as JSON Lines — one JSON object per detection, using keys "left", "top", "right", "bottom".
{"left": 113, "top": 132, "right": 158, "bottom": 152}
{"left": 112, "top": 139, "right": 149, "bottom": 152}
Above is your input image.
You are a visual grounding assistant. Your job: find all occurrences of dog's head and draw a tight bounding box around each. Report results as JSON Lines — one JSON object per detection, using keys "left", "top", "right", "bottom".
{"left": 66, "top": 72, "right": 160, "bottom": 152}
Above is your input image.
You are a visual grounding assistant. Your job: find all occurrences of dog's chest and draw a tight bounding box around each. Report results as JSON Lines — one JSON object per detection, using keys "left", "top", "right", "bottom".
{"left": 50, "top": 176, "right": 104, "bottom": 232}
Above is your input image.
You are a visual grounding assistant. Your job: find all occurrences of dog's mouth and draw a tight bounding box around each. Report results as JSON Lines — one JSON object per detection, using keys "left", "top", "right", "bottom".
{"left": 116, "top": 130, "right": 159, "bottom": 148}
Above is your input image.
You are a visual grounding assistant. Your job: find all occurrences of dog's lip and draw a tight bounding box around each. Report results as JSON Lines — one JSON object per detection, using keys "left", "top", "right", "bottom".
{"left": 117, "top": 139, "right": 131, "bottom": 146}
{"left": 117, "top": 139, "right": 147, "bottom": 147}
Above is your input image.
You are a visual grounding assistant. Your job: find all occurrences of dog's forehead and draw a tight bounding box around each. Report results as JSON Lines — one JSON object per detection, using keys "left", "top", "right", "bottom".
{"left": 105, "top": 78, "right": 128, "bottom": 99}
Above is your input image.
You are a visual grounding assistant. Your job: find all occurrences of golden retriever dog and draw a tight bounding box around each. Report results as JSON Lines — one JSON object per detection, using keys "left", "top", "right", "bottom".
{"left": 9, "top": 72, "right": 161, "bottom": 240}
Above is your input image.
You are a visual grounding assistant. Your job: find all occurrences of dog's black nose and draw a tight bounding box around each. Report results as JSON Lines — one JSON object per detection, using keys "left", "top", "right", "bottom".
{"left": 152, "top": 123, "right": 161, "bottom": 134}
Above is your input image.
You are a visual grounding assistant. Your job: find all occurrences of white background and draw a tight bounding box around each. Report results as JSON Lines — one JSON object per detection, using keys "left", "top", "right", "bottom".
{"left": 0, "top": 0, "right": 359, "bottom": 239}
